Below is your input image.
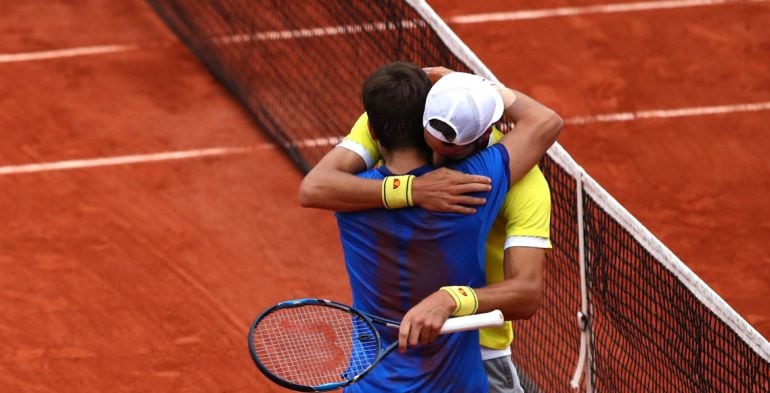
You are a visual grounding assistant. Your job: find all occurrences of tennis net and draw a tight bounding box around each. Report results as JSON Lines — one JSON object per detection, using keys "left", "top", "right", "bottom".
{"left": 147, "top": 0, "right": 770, "bottom": 391}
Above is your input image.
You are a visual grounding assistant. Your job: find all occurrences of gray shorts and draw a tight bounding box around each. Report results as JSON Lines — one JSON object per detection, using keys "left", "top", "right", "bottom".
{"left": 483, "top": 356, "right": 524, "bottom": 393}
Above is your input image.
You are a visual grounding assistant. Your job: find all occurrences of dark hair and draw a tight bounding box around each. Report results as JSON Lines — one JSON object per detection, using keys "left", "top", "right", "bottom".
{"left": 428, "top": 119, "right": 457, "bottom": 143}
{"left": 361, "top": 62, "right": 432, "bottom": 152}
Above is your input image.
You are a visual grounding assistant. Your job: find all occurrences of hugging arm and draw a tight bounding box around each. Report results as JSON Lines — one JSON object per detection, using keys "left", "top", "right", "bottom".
{"left": 497, "top": 89, "right": 563, "bottom": 186}
{"left": 299, "top": 148, "right": 492, "bottom": 213}
{"left": 299, "top": 147, "right": 382, "bottom": 211}
{"left": 398, "top": 87, "right": 560, "bottom": 350}
{"left": 299, "top": 115, "right": 493, "bottom": 213}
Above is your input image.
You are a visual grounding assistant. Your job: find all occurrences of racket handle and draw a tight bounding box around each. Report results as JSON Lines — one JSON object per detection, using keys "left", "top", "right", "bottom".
{"left": 439, "top": 309, "right": 504, "bottom": 334}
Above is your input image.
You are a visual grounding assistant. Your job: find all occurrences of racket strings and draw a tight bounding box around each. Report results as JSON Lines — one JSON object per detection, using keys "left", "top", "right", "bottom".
{"left": 252, "top": 305, "right": 380, "bottom": 387}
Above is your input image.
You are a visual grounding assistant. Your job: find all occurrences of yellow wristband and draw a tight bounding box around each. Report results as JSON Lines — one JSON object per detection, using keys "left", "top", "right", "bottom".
{"left": 440, "top": 286, "right": 478, "bottom": 316}
{"left": 382, "top": 175, "right": 415, "bottom": 209}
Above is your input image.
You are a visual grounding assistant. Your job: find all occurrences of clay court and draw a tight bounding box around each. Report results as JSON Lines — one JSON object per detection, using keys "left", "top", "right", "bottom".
{"left": 1, "top": 0, "right": 768, "bottom": 391}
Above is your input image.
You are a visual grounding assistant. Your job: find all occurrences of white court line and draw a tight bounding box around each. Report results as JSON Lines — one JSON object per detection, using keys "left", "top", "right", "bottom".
{"left": 0, "top": 41, "right": 171, "bottom": 64}
{"left": 0, "top": 146, "right": 258, "bottom": 176}
{"left": 292, "top": 136, "right": 344, "bottom": 148}
{"left": 215, "top": 20, "right": 424, "bottom": 44}
{"left": 0, "top": 20, "right": 426, "bottom": 63}
{"left": 449, "top": 0, "right": 768, "bottom": 24}
{"left": 566, "top": 101, "right": 770, "bottom": 125}
{"left": 0, "top": 20, "right": 425, "bottom": 64}
{"left": 0, "top": 22, "right": 415, "bottom": 63}
{"left": 3, "top": 0, "right": 768, "bottom": 64}
{"left": 1, "top": 101, "right": 769, "bottom": 176}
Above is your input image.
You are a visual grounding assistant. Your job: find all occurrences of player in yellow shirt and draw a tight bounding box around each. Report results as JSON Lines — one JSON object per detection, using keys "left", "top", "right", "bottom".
{"left": 300, "top": 68, "right": 553, "bottom": 393}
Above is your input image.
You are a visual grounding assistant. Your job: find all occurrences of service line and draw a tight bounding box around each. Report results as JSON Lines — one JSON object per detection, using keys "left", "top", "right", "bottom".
{"left": 0, "top": 146, "right": 257, "bottom": 176}
{"left": 565, "top": 101, "right": 770, "bottom": 125}
{"left": 0, "top": 41, "right": 171, "bottom": 64}
{"left": 2, "top": 0, "right": 767, "bottom": 63}
{"left": 449, "top": 0, "right": 768, "bottom": 24}
{"left": 1, "top": 101, "right": 769, "bottom": 176}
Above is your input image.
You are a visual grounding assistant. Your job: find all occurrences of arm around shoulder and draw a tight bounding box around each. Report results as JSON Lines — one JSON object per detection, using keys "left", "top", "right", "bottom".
{"left": 298, "top": 147, "right": 383, "bottom": 211}
{"left": 497, "top": 89, "right": 563, "bottom": 185}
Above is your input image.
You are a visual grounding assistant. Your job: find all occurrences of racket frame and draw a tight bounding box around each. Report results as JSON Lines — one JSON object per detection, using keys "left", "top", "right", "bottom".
{"left": 248, "top": 298, "right": 504, "bottom": 391}
{"left": 248, "top": 298, "right": 393, "bottom": 392}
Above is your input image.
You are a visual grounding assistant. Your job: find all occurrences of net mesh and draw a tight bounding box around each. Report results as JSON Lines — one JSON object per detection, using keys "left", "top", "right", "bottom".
{"left": 148, "top": 0, "right": 770, "bottom": 391}
{"left": 584, "top": 196, "right": 770, "bottom": 392}
{"left": 148, "top": 0, "right": 472, "bottom": 171}
{"left": 509, "top": 154, "right": 583, "bottom": 393}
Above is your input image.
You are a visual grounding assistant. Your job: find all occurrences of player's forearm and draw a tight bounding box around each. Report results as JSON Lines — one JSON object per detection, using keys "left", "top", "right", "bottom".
{"left": 499, "top": 90, "right": 563, "bottom": 183}
{"left": 299, "top": 147, "right": 383, "bottom": 211}
{"left": 504, "top": 90, "right": 562, "bottom": 143}
{"left": 299, "top": 146, "right": 495, "bottom": 213}
{"left": 299, "top": 168, "right": 383, "bottom": 211}
{"left": 474, "top": 278, "right": 542, "bottom": 320}
{"left": 475, "top": 247, "right": 545, "bottom": 320}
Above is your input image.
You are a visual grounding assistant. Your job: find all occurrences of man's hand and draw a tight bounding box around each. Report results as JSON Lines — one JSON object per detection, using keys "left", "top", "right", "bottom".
{"left": 423, "top": 66, "right": 454, "bottom": 84}
{"left": 398, "top": 290, "right": 456, "bottom": 352}
{"left": 412, "top": 168, "right": 492, "bottom": 214}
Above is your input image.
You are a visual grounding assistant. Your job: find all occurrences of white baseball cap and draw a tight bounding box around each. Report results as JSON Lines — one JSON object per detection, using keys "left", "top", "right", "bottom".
{"left": 423, "top": 72, "right": 505, "bottom": 145}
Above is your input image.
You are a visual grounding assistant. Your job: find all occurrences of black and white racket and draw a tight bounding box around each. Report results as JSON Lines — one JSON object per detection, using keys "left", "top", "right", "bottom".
{"left": 248, "top": 298, "right": 503, "bottom": 392}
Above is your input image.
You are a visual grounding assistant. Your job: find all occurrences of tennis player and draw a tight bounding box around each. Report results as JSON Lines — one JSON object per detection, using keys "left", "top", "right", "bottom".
{"left": 327, "top": 62, "right": 562, "bottom": 392}
{"left": 300, "top": 67, "right": 552, "bottom": 393}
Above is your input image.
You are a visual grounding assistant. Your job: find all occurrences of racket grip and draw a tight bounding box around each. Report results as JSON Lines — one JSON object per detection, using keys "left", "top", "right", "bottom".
{"left": 439, "top": 309, "right": 504, "bottom": 334}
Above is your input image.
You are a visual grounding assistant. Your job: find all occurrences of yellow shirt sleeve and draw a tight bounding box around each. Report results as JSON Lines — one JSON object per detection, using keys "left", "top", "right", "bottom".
{"left": 500, "top": 166, "right": 552, "bottom": 248}
{"left": 489, "top": 127, "right": 552, "bottom": 248}
{"left": 335, "top": 112, "right": 381, "bottom": 169}
{"left": 490, "top": 127, "right": 505, "bottom": 145}
{"left": 483, "top": 166, "right": 552, "bottom": 290}
{"left": 479, "top": 127, "right": 552, "bottom": 350}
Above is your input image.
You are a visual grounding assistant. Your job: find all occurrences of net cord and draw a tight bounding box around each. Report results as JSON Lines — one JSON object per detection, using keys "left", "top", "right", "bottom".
{"left": 405, "top": 0, "right": 770, "bottom": 372}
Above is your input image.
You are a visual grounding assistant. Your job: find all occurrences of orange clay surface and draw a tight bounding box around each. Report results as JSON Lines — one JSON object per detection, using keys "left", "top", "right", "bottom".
{"left": 0, "top": 1, "right": 767, "bottom": 392}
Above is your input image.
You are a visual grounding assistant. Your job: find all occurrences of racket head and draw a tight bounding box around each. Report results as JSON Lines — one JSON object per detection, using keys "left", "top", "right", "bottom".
{"left": 248, "top": 298, "right": 386, "bottom": 392}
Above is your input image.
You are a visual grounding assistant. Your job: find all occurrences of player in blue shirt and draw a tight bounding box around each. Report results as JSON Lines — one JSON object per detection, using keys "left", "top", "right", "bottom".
{"left": 335, "top": 62, "right": 562, "bottom": 392}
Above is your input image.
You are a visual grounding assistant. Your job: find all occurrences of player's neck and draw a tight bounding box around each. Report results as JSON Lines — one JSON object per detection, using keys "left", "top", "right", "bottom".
{"left": 381, "top": 148, "right": 430, "bottom": 174}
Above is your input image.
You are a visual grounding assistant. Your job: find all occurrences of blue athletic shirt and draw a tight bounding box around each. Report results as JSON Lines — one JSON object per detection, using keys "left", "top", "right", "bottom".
{"left": 335, "top": 144, "right": 510, "bottom": 393}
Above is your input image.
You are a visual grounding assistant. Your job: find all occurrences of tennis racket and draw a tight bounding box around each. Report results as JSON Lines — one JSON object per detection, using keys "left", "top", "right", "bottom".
{"left": 248, "top": 298, "right": 504, "bottom": 392}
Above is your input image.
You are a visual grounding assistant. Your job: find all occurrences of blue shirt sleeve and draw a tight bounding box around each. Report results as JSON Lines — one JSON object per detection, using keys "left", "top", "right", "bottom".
{"left": 448, "top": 144, "right": 510, "bottom": 224}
